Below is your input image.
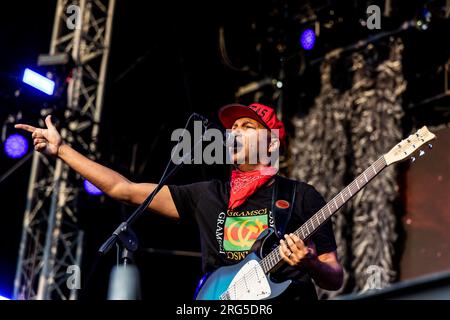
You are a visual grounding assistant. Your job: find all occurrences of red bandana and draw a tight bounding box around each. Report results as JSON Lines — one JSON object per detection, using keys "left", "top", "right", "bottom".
{"left": 228, "top": 167, "right": 278, "bottom": 210}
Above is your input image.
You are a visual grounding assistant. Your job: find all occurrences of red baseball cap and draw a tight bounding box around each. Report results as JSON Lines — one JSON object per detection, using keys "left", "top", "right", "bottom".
{"left": 218, "top": 103, "right": 286, "bottom": 145}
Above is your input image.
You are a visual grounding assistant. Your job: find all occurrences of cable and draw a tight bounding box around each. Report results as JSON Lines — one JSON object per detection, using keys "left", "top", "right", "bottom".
{"left": 219, "top": 26, "right": 259, "bottom": 77}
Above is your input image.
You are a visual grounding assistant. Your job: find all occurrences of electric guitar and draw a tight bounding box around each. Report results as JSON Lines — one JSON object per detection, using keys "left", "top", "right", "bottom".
{"left": 195, "top": 126, "right": 436, "bottom": 300}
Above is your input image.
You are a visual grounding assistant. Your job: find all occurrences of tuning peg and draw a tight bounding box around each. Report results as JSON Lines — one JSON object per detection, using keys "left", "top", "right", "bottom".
{"left": 428, "top": 143, "right": 433, "bottom": 149}
{"left": 411, "top": 156, "right": 416, "bottom": 163}
{"left": 419, "top": 150, "right": 425, "bottom": 157}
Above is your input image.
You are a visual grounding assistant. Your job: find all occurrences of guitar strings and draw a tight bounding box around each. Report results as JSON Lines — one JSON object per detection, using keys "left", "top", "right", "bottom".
{"left": 259, "top": 156, "right": 386, "bottom": 272}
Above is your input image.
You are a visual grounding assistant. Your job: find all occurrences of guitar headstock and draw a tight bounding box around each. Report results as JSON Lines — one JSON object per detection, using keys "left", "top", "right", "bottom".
{"left": 384, "top": 126, "right": 436, "bottom": 166}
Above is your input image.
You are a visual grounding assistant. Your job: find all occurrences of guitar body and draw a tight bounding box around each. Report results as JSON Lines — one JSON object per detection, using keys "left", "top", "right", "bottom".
{"left": 195, "top": 228, "right": 291, "bottom": 300}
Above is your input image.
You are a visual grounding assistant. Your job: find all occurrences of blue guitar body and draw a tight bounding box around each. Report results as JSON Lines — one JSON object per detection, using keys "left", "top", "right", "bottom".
{"left": 195, "top": 228, "right": 291, "bottom": 300}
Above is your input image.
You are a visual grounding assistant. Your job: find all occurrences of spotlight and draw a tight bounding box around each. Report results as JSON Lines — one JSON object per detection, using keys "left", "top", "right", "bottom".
{"left": 84, "top": 179, "right": 103, "bottom": 196}
{"left": 22, "top": 68, "right": 55, "bottom": 95}
{"left": 4, "top": 134, "right": 28, "bottom": 159}
{"left": 0, "top": 295, "right": 10, "bottom": 300}
{"left": 300, "top": 28, "right": 316, "bottom": 50}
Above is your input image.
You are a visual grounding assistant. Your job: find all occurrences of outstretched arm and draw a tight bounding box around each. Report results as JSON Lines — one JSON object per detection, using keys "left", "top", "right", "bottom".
{"left": 15, "top": 116, "right": 179, "bottom": 220}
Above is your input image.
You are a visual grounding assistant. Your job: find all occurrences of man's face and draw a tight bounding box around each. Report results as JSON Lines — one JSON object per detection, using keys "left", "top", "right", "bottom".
{"left": 228, "top": 117, "right": 273, "bottom": 165}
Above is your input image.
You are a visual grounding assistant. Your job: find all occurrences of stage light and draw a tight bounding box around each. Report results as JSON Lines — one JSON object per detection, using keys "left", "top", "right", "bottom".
{"left": 22, "top": 68, "right": 55, "bottom": 95}
{"left": 4, "top": 134, "right": 28, "bottom": 159}
{"left": 300, "top": 28, "right": 315, "bottom": 50}
{"left": 84, "top": 179, "right": 103, "bottom": 196}
{"left": 38, "top": 53, "right": 70, "bottom": 66}
{"left": 0, "top": 294, "right": 10, "bottom": 300}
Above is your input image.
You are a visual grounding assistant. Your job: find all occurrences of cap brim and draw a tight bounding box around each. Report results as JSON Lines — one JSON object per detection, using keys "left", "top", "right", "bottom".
{"left": 218, "top": 104, "right": 267, "bottom": 129}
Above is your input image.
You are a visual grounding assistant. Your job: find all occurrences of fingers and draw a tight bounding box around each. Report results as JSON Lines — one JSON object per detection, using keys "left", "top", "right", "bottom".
{"left": 14, "top": 124, "right": 37, "bottom": 133}
{"left": 15, "top": 123, "right": 47, "bottom": 140}
{"left": 33, "top": 138, "right": 47, "bottom": 146}
{"left": 284, "top": 233, "right": 305, "bottom": 254}
{"left": 45, "top": 115, "right": 55, "bottom": 129}
{"left": 35, "top": 142, "right": 47, "bottom": 152}
{"left": 32, "top": 129, "right": 46, "bottom": 139}
{"left": 15, "top": 115, "right": 55, "bottom": 134}
{"left": 279, "top": 240, "right": 295, "bottom": 266}
{"left": 279, "top": 233, "right": 311, "bottom": 266}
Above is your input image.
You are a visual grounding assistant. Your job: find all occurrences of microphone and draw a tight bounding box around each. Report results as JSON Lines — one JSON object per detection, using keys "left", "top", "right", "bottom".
{"left": 224, "top": 131, "right": 240, "bottom": 147}
{"left": 193, "top": 113, "right": 241, "bottom": 147}
{"left": 193, "top": 113, "right": 223, "bottom": 132}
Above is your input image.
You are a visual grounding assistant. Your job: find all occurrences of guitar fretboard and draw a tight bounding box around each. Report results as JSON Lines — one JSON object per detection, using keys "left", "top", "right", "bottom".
{"left": 259, "top": 156, "right": 387, "bottom": 273}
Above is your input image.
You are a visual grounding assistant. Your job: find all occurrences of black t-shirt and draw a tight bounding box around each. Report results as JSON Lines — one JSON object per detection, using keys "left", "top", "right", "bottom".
{"left": 168, "top": 178, "right": 337, "bottom": 300}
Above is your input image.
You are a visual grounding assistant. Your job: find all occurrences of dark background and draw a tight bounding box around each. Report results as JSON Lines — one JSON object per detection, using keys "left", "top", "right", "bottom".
{"left": 0, "top": 0, "right": 448, "bottom": 300}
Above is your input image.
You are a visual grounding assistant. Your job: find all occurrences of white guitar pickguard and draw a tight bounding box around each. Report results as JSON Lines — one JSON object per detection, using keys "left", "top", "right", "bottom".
{"left": 227, "top": 260, "right": 271, "bottom": 300}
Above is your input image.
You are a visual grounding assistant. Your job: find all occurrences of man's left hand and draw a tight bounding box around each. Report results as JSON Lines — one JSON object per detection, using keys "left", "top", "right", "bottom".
{"left": 279, "top": 233, "right": 317, "bottom": 267}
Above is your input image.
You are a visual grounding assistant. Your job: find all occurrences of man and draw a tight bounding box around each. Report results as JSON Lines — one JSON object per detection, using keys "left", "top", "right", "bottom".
{"left": 16, "top": 103, "right": 343, "bottom": 300}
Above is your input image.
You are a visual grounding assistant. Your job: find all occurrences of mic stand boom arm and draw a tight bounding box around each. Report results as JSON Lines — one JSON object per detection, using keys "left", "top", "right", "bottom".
{"left": 98, "top": 113, "right": 215, "bottom": 255}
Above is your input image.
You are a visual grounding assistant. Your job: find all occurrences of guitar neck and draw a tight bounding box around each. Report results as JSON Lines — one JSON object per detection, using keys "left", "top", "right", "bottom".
{"left": 260, "top": 156, "right": 387, "bottom": 273}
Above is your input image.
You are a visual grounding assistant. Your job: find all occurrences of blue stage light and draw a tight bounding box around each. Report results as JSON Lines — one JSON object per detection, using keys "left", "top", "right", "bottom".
{"left": 84, "top": 179, "right": 103, "bottom": 196}
{"left": 4, "top": 134, "right": 28, "bottom": 159}
{"left": 22, "top": 68, "right": 55, "bottom": 95}
{"left": 300, "top": 28, "right": 316, "bottom": 50}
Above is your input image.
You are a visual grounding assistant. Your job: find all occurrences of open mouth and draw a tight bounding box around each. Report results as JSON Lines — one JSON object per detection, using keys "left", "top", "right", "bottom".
{"left": 225, "top": 133, "right": 243, "bottom": 154}
{"left": 231, "top": 140, "right": 243, "bottom": 154}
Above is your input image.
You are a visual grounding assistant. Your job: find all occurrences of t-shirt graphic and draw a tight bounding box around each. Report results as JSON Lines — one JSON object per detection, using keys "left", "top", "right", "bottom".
{"left": 168, "top": 179, "right": 338, "bottom": 300}
{"left": 220, "top": 208, "right": 271, "bottom": 261}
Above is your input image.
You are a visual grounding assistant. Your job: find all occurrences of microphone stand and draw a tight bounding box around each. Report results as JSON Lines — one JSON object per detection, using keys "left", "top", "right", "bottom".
{"left": 97, "top": 113, "right": 219, "bottom": 298}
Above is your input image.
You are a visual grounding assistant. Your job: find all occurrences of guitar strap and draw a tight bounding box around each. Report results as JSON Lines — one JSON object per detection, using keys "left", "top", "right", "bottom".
{"left": 271, "top": 175, "right": 297, "bottom": 238}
